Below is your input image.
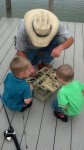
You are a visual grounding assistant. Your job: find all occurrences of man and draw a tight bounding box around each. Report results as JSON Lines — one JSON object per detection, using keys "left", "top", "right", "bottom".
{"left": 16, "top": 9, "right": 74, "bottom": 74}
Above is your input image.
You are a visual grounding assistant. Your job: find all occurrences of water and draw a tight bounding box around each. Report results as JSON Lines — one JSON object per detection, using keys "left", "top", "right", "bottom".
{"left": 0, "top": 0, "right": 84, "bottom": 22}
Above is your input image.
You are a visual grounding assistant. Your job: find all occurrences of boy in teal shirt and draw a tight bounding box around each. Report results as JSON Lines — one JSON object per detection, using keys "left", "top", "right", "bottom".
{"left": 52, "top": 64, "right": 84, "bottom": 122}
{"left": 2, "top": 56, "right": 34, "bottom": 112}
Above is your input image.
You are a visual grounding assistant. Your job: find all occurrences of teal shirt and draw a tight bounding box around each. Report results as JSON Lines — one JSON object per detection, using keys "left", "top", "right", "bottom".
{"left": 57, "top": 80, "right": 84, "bottom": 116}
{"left": 2, "top": 73, "right": 32, "bottom": 111}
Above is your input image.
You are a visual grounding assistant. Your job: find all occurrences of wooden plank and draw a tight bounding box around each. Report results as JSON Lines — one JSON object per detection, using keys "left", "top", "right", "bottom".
{"left": 1, "top": 111, "right": 23, "bottom": 150}
{"left": 63, "top": 22, "right": 75, "bottom": 149}
{"left": 3, "top": 109, "right": 31, "bottom": 150}
{"left": 0, "top": 17, "right": 8, "bottom": 28}
{"left": 83, "top": 23, "right": 84, "bottom": 62}
{"left": 19, "top": 108, "right": 31, "bottom": 150}
{"left": 0, "top": 18, "right": 14, "bottom": 37}
{"left": 71, "top": 109, "right": 84, "bottom": 150}
{"left": 0, "top": 69, "right": 10, "bottom": 110}
{"left": 0, "top": 22, "right": 19, "bottom": 65}
{"left": 54, "top": 120, "right": 71, "bottom": 150}
{"left": 21, "top": 98, "right": 45, "bottom": 150}
{"left": 53, "top": 22, "right": 72, "bottom": 150}
{"left": 52, "top": 22, "right": 66, "bottom": 68}
{"left": 64, "top": 22, "right": 75, "bottom": 65}
{"left": 0, "top": 44, "right": 16, "bottom": 84}
{"left": 71, "top": 23, "right": 84, "bottom": 150}
{"left": 0, "top": 106, "right": 15, "bottom": 150}
{"left": 74, "top": 23, "right": 84, "bottom": 82}
{"left": 36, "top": 94, "right": 56, "bottom": 150}
{"left": 0, "top": 18, "right": 19, "bottom": 49}
{"left": 0, "top": 108, "right": 10, "bottom": 150}
{"left": 0, "top": 83, "right": 4, "bottom": 110}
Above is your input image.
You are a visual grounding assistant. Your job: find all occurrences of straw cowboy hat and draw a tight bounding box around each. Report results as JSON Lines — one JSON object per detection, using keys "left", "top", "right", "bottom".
{"left": 24, "top": 9, "right": 59, "bottom": 47}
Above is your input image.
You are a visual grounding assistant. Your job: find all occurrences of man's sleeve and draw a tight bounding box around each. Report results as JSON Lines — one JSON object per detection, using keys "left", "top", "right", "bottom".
{"left": 57, "top": 21, "right": 72, "bottom": 39}
{"left": 16, "top": 20, "right": 27, "bottom": 51}
{"left": 57, "top": 90, "right": 68, "bottom": 107}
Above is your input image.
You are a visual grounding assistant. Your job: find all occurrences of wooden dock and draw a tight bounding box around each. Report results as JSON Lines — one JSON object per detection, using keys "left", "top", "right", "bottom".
{"left": 0, "top": 17, "right": 84, "bottom": 150}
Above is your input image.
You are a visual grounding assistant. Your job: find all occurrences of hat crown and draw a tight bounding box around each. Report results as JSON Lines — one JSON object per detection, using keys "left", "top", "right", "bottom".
{"left": 24, "top": 9, "right": 59, "bottom": 47}
{"left": 33, "top": 11, "right": 51, "bottom": 36}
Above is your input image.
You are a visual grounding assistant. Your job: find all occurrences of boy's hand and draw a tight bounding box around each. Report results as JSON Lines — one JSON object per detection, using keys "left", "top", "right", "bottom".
{"left": 30, "top": 84, "right": 34, "bottom": 91}
{"left": 24, "top": 98, "right": 32, "bottom": 105}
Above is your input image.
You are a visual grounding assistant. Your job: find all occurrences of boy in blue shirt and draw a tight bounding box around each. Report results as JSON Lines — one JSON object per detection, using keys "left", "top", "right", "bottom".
{"left": 2, "top": 56, "right": 34, "bottom": 112}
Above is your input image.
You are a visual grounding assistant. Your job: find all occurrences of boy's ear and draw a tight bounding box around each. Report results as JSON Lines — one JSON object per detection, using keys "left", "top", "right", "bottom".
{"left": 19, "top": 72, "right": 25, "bottom": 77}
{"left": 60, "top": 78, "right": 63, "bottom": 81}
{"left": 59, "top": 78, "right": 64, "bottom": 82}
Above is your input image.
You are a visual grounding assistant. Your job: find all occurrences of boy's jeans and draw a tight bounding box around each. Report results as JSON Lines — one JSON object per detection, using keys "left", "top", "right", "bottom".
{"left": 25, "top": 35, "right": 65, "bottom": 65}
{"left": 51, "top": 97, "right": 63, "bottom": 113}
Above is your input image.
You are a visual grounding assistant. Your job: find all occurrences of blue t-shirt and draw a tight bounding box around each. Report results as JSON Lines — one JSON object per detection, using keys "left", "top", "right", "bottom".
{"left": 2, "top": 72, "right": 32, "bottom": 111}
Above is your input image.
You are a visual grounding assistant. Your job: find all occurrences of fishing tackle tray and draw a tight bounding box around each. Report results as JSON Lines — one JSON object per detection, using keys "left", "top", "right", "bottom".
{"left": 26, "top": 67, "right": 60, "bottom": 101}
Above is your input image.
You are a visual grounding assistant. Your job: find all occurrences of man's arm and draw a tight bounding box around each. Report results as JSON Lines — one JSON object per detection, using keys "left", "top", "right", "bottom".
{"left": 51, "top": 21, "right": 74, "bottom": 57}
{"left": 17, "top": 50, "right": 27, "bottom": 58}
{"left": 60, "top": 36, "right": 74, "bottom": 49}
{"left": 51, "top": 36, "right": 74, "bottom": 57}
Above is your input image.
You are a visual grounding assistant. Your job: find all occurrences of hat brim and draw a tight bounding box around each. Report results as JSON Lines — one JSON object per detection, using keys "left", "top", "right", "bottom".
{"left": 24, "top": 9, "right": 59, "bottom": 47}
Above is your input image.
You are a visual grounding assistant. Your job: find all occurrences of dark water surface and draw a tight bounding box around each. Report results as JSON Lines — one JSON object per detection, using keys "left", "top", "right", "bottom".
{"left": 0, "top": 0, "right": 84, "bottom": 22}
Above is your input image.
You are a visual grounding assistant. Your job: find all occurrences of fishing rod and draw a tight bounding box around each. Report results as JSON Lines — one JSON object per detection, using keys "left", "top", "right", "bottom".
{"left": 3, "top": 104, "right": 21, "bottom": 150}
{"left": 0, "top": 95, "right": 21, "bottom": 150}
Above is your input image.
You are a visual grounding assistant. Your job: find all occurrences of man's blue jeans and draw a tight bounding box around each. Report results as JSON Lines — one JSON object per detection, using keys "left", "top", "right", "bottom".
{"left": 25, "top": 35, "right": 65, "bottom": 65}
{"left": 51, "top": 97, "right": 63, "bottom": 113}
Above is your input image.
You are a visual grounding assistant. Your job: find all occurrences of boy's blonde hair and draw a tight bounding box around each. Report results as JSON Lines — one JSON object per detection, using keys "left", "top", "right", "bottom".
{"left": 10, "top": 56, "right": 31, "bottom": 76}
{"left": 56, "top": 64, "right": 74, "bottom": 82}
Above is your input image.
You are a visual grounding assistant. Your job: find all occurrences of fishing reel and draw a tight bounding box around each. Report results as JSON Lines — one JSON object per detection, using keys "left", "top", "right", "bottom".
{"left": 4, "top": 128, "right": 15, "bottom": 141}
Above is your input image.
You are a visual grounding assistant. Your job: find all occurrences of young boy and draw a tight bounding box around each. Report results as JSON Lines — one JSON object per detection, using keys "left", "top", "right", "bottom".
{"left": 2, "top": 56, "right": 34, "bottom": 112}
{"left": 52, "top": 64, "right": 84, "bottom": 122}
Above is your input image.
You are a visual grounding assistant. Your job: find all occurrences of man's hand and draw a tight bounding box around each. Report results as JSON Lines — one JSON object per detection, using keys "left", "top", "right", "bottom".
{"left": 51, "top": 45, "right": 63, "bottom": 57}
{"left": 51, "top": 36, "right": 74, "bottom": 58}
